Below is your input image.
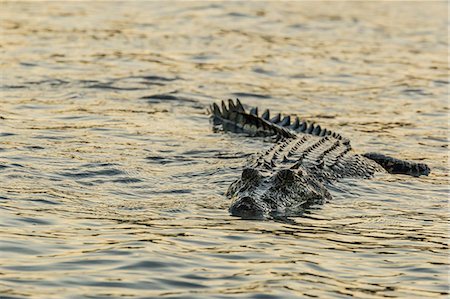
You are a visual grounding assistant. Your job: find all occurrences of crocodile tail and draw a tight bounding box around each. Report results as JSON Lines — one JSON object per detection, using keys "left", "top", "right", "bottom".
{"left": 210, "top": 99, "right": 294, "bottom": 138}
{"left": 363, "top": 152, "right": 430, "bottom": 177}
{"left": 209, "top": 99, "right": 344, "bottom": 140}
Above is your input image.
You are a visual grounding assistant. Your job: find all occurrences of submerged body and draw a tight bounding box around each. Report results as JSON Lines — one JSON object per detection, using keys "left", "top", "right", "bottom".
{"left": 210, "top": 99, "right": 430, "bottom": 219}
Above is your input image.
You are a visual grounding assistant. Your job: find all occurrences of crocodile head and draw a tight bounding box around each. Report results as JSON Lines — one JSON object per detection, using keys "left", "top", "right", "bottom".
{"left": 227, "top": 167, "right": 331, "bottom": 219}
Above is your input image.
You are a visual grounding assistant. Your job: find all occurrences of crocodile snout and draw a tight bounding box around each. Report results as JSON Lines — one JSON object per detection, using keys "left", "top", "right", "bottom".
{"left": 229, "top": 196, "right": 266, "bottom": 219}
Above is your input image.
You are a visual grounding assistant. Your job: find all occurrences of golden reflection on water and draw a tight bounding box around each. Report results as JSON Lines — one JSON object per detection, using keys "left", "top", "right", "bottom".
{"left": 0, "top": 1, "right": 448, "bottom": 298}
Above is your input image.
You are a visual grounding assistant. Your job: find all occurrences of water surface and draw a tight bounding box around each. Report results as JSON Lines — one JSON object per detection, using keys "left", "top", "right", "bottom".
{"left": 0, "top": 2, "right": 448, "bottom": 298}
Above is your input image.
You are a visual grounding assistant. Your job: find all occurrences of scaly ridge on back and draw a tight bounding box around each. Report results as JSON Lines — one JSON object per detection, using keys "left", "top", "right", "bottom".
{"left": 209, "top": 98, "right": 344, "bottom": 140}
{"left": 249, "top": 134, "right": 378, "bottom": 182}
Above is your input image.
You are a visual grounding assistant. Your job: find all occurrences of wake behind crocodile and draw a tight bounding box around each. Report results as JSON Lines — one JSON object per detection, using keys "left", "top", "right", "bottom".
{"left": 210, "top": 99, "right": 430, "bottom": 219}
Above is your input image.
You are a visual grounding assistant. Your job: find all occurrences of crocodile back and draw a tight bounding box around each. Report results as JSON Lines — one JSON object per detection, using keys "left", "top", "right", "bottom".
{"left": 249, "top": 135, "right": 384, "bottom": 181}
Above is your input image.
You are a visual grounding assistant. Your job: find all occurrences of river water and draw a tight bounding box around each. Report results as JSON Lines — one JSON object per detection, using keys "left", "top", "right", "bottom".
{"left": 1, "top": 2, "right": 448, "bottom": 298}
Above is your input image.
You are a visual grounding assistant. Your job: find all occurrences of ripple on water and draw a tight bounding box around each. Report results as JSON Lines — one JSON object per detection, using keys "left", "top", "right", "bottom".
{"left": 0, "top": 1, "right": 448, "bottom": 299}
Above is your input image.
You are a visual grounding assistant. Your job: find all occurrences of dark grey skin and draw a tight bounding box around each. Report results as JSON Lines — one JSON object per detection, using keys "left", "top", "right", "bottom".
{"left": 227, "top": 167, "right": 331, "bottom": 219}
{"left": 210, "top": 99, "right": 430, "bottom": 219}
{"left": 224, "top": 134, "right": 384, "bottom": 219}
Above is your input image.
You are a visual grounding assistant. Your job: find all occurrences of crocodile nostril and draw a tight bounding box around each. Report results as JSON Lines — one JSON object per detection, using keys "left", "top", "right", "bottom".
{"left": 229, "top": 196, "right": 265, "bottom": 219}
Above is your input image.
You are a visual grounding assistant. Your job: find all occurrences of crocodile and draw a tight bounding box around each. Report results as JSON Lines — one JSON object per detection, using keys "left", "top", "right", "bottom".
{"left": 209, "top": 99, "right": 430, "bottom": 219}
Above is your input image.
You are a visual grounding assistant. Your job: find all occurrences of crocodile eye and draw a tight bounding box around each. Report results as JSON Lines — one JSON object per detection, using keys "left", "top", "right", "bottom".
{"left": 274, "top": 169, "right": 296, "bottom": 184}
{"left": 241, "top": 168, "right": 260, "bottom": 181}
